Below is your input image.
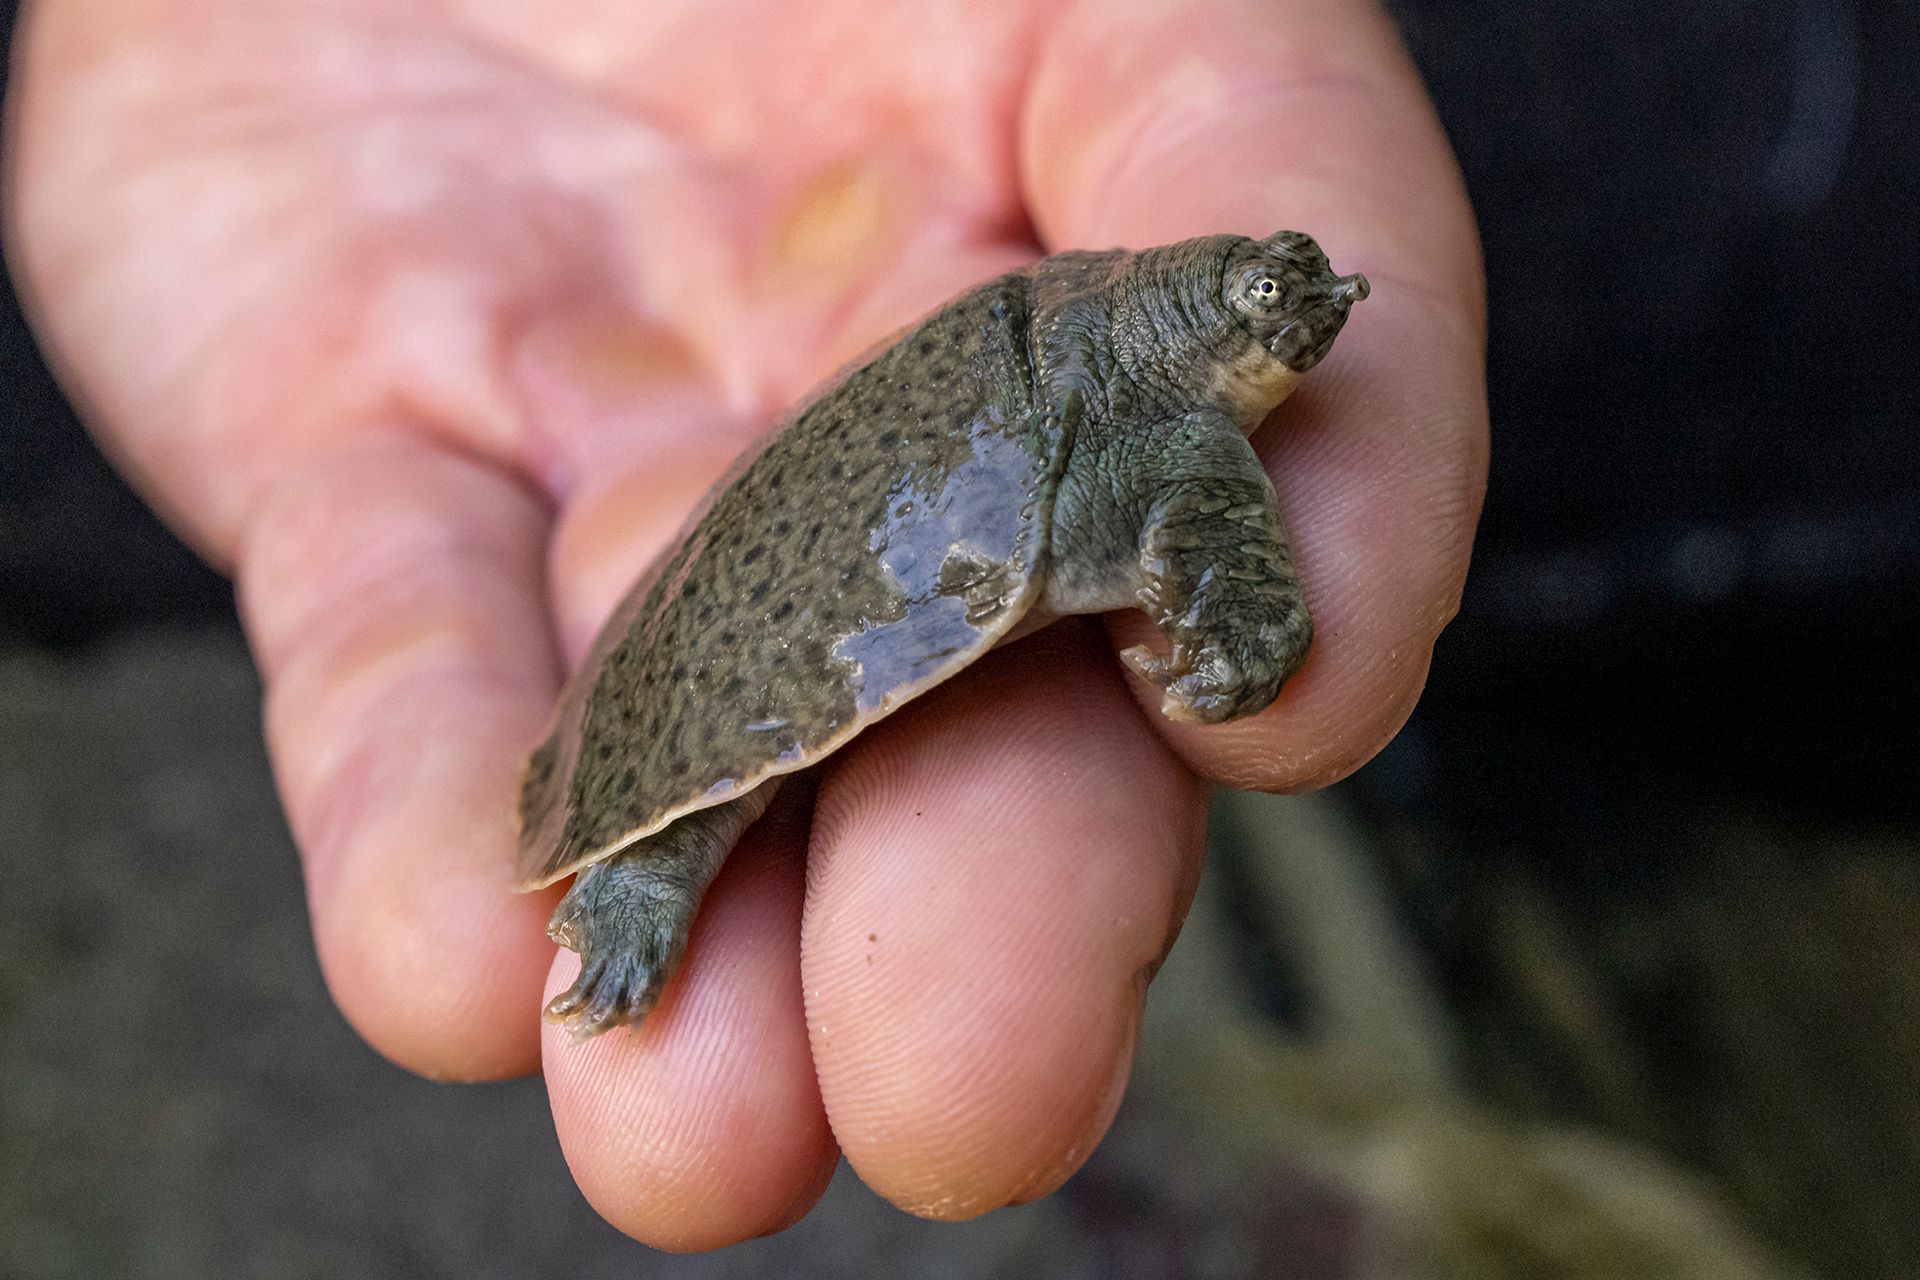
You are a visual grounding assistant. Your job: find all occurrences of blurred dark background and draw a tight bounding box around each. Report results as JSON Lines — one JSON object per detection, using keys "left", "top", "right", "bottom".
{"left": 1385, "top": 0, "right": 1920, "bottom": 820}
{"left": 4, "top": 1, "right": 1917, "bottom": 1276}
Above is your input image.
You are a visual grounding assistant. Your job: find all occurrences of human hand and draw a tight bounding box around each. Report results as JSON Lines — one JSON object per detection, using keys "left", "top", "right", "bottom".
{"left": 6, "top": 0, "right": 1484, "bottom": 1248}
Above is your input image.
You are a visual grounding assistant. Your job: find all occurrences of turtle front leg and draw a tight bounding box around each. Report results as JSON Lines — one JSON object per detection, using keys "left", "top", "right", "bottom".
{"left": 1119, "top": 412, "right": 1311, "bottom": 725}
{"left": 545, "top": 784, "right": 777, "bottom": 1039}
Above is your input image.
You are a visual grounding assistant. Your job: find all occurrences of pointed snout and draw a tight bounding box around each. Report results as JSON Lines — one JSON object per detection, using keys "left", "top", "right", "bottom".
{"left": 1330, "top": 272, "right": 1371, "bottom": 305}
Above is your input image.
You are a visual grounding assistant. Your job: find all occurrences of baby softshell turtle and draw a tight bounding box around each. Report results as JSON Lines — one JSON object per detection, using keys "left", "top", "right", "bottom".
{"left": 519, "top": 230, "right": 1369, "bottom": 1038}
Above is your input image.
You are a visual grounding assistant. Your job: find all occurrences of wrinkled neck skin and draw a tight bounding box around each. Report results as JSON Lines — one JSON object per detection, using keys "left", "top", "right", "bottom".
{"left": 1028, "top": 236, "right": 1300, "bottom": 438}
{"left": 1013, "top": 238, "right": 1308, "bottom": 633}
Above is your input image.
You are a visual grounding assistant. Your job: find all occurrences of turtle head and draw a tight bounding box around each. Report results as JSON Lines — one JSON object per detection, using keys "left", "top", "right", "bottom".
{"left": 1055, "top": 230, "right": 1368, "bottom": 429}
{"left": 1225, "top": 230, "right": 1369, "bottom": 372}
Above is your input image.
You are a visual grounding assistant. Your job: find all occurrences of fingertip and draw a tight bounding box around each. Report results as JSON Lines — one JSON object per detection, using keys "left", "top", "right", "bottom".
{"left": 315, "top": 906, "right": 553, "bottom": 1083}
{"left": 302, "top": 747, "right": 559, "bottom": 1081}
{"left": 803, "top": 627, "right": 1206, "bottom": 1217}
{"left": 1115, "top": 606, "right": 1437, "bottom": 793}
{"left": 542, "top": 822, "right": 836, "bottom": 1251}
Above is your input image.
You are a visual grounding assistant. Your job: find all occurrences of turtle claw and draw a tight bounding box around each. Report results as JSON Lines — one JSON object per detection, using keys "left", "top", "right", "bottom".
{"left": 543, "top": 961, "right": 600, "bottom": 1020}
{"left": 1158, "top": 646, "right": 1285, "bottom": 725}
{"left": 1121, "top": 632, "right": 1298, "bottom": 726}
{"left": 1120, "top": 643, "right": 1178, "bottom": 687}
{"left": 544, "top": 948, "right": 667, "bottom": 1040}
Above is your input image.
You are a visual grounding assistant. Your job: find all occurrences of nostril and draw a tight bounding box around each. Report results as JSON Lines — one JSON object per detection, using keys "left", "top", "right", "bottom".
{"left": 1333, "top": 273, "right": 1371, "bottom": 303}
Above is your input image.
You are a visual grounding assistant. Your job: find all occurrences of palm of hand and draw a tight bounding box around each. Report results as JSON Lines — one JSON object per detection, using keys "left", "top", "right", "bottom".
{"left": 9, "top": 0, "right": 1484, "bottom": 1248}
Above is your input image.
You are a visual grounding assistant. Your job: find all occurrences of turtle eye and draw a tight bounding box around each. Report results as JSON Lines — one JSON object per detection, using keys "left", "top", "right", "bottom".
{"left": 1233, "top": 267, "right": 1294, "bottom": 316}
{"left": 1228, "top": 262, "right": 1305, "bottom": 322}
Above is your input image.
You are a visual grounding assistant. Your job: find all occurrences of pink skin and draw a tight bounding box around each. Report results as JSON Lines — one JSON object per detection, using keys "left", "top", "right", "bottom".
{"left": 6, "top": 0, "right": 1485, "bottom": 1249}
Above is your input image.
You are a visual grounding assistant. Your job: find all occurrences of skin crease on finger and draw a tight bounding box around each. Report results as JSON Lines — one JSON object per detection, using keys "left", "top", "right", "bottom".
{"left": 237, "top": 436, "right": 569, "bottom": 1080}
{"left": 7, "top": 0, "right": 1485, "bottom": 1246}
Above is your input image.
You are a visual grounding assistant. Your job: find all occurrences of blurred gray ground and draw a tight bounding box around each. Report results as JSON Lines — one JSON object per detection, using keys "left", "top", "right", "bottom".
{"left": 0, "top": 631, "right": 1072, "bottom": 1279}
{"left": 14, "top": 629, "right": 1906, "bottom": 1279}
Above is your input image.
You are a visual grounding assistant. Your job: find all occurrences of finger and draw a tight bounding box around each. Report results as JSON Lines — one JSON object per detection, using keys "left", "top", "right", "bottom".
{"left": 804, "top": 236, "right": 1042, "bottom": 387}
{"left": 544, "top": 437, "right": 746, "bottom": 663}
{"left": 542, "top": 790, "right": 837, "bottom": 1251}
{"left": 238, "top": 432, "right": 562, "bottom": 1080}
{"left": 804, "top": 622, "right": 1208, "bottom": 1218}
{"left": 1022, "top": 0, "right": 1487, "bottom": 790}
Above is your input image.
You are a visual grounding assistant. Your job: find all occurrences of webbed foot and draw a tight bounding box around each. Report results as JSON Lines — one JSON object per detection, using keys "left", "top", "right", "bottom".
{"left": 544, "top": 858, "right": 696, "bottom": 1039}
{"left": 539, "top": 788, "right": 774, "bottom": 1041}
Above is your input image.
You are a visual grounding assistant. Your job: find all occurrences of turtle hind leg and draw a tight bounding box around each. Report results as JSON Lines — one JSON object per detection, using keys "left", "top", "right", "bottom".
{"left": 544, "top": 784, "right": 778, "bottom": 1040}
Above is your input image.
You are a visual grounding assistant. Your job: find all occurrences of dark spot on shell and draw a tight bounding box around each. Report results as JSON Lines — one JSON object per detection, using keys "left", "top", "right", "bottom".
{"left": 772, "top": 600, "right": 794, "bottom": 621}
{"left": 748, "top": 581, "right": 770, "bottom": 605}
{"left": 742, "top": 544, "right": 763, "bottom": 566}
{"left": 670, "top": 663, "right": 688, "bottom": 682}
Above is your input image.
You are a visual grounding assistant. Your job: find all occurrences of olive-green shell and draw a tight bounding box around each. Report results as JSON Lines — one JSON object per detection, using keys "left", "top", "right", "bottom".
{"left": 517, "top": 273, "right": 1072, "bottom": 888}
